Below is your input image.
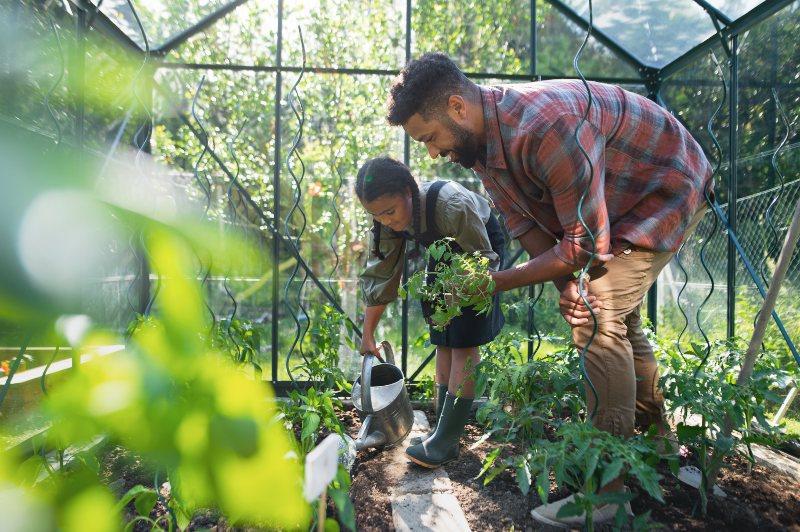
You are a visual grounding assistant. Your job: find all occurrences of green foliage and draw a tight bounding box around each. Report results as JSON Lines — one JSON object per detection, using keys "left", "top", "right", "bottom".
{"left": 400, "top": 239, "right": 495, "bottom": 331}
{"left": 1, "top": 227, "right": 310, "bottom": 530}
{"left": 326, "top": 465, "right": 356, "bottom": 532}
{"left": 278, "top": 386, "right": 357, "bottom": 532}
{"left": 481, "top": 421, "right": 663, "bottom": 531}
{"left": 475, "top": 331, "right": 584, "bottom": 443}
{"left": 408, "top": 373, "right": 435, "bottom": 402}
{"left": 279, "top": 387, "right": 345, "bottom": 456}
{"left": 292, "top": 304, "right": 355, "bottom": 393}
{"left": 212, "top": 318, "right": 264, "bottom": 374}
{"left": 657, "top": 337, "right": 790, "bottom": 515}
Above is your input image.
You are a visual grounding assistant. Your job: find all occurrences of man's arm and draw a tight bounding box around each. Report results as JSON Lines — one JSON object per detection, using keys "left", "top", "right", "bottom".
{"left": 492, "top": 245, "right": 576, "bottom": 292}
{"left": 514, "top": 226, "right": 575, "bottom": 292}
{"left": 494, "top": 226, "right": 608, "bottom": 326}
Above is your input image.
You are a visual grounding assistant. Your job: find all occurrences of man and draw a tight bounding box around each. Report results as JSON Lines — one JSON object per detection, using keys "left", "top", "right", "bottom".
{"left": 386, "top": 52, "right": 712, "bottom": 527}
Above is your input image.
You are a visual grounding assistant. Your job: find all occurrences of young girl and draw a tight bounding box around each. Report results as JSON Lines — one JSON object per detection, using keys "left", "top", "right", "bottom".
{"left": 356, "top": 156, "right": 505, "bottom": 468}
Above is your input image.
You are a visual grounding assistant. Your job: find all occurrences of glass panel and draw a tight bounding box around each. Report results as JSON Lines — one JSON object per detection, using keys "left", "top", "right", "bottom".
{"left": 536, "top": 0, "right": 640, "bottom": 78}
{"left": 730, "top": 1, "right": 800, "bottom": 359}
{"left": 167, "top": 0, "right": 278, "bottom": 66}
{"left": 153, "top": 68, "right": 278, "bottom": 377}
{"left": 656, "top": 210, "right": 729, "bottom": 347}
{"left": 706, "top": 0, "right": 763, "bottom": 21}
{"left": 92, "top": 0, "right": 229, "bottom": 51}
{"left": 559, "top": 0, "right": 717, "bottom": 68}
{"left": 658, "top": 41, "right": 731, "bottom": 344}
{"left": 278, "top": 73, "right": 404, "bottom": 379}
{"left": 283, "top": 0, "right": 405, "bottom": 69}
{"left": 412, "top": 0, "right": 531, "bottom": 75}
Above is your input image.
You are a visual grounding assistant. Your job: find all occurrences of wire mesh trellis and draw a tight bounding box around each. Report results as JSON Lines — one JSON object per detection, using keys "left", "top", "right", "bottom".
{"left": 659, "top": 176, "right": 800, "bottom": 349}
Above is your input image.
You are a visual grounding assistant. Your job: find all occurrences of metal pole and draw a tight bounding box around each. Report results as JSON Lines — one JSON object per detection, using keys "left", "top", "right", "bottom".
{"left": 528, "top": 0, "right": 537, "bottom": 360}
{"left": 136, "top": 71, "right": 154, "bottom": 314}
{"left": 401, "top": 0, "right": 412, "bottom": 378}
{"left": 727, "top": 34, "right": 738, "bottom": 340}
{"left": 531, "top": 0, "right": 537, "bottom": 77}
{"left": 70, "top": 6, "right": 86, "bottom": 151}
{"left": 271, "top": 0, "right": 283, "bottom": 383}
{"left": 645, "top": 70, "right": 661, "bottom": 332}
{"left": 69, "top": 5, "right": 87, "bottom": 373}
{"left": 773, "top": 385, "right": 799, "bottom": 426}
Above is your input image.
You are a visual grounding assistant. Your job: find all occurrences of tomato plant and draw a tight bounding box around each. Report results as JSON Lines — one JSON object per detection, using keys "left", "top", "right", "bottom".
{"left": 399, "top": 239, "right": 495, "bottom": 331}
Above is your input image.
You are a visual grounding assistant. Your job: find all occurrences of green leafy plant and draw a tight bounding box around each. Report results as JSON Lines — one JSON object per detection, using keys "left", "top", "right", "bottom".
{"left": 321, "top": 465, "right": 357, "bottom": 532}
{"left": 399, "top": 238, "right": 495, "bottom": 331}
{"left": 658, "top": 337, "right": 789, "bottom": 515}
{"left": 293, "top": 304, "right": 355, "bottom": 393}
{"left": 212, "top": 318, "right": 265, "bottom": 375}
{"left": 474, "top": 332, "right": 584, "bottom": 443}
{"left": 2, "top": 227, "right": 310, "bottom": 531}
{"left": 481, "top": 421, "right": 663, "bottom": 531}
{"left": 278, "top": 387, "right": 356, "bottom": 532}
{"left": 279, "top": 387, "right": 345, "bottom": 455}
{"left": 408, "top": 373, "right": 435, "bottom": 403}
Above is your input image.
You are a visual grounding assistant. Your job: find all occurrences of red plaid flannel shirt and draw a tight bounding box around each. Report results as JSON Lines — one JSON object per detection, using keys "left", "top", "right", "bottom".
{"left": 473, "top": 80, "right": 713, "bottom": 267}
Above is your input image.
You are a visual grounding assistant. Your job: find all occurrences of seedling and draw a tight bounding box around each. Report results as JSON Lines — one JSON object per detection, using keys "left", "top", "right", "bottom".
{"left": 399, "top": 238, "right": 495, "bottom": 331}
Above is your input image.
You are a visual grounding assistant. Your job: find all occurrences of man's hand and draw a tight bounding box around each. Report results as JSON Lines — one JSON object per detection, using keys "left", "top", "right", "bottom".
{"left": 559, "top": 277, "right": 602, "bottom": 326}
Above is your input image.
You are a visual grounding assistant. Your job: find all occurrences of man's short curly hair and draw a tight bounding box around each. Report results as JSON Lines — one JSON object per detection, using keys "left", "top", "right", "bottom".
{"left": 386, "top": 52, "right": 474, "bottom": 126}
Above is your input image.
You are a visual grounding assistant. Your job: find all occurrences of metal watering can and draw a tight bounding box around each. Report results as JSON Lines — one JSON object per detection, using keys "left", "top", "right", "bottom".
{"left": 351, "top": 341, "right": 414, "bottom": 451}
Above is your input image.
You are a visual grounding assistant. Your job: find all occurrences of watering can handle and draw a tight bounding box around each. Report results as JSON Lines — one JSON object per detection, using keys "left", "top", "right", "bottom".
{"left": 380, "top": 341, "right": 395, "bottom": 365}
{"left": 361, "top": 352, "right": 376, "bottom": 414}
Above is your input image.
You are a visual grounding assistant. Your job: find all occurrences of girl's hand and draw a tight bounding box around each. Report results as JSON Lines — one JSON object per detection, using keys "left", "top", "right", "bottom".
{"left": 359, "top": 335, "right": 378, "bottom": 357}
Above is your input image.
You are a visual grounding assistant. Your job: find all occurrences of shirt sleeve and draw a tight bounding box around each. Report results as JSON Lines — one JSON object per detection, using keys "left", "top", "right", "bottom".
{"left": 437, "top": 193, "right": 501, "bottom": 271}
{"left": 358, "top": 224, "right": 406, "bottom": 306}
{"left": 532, "top": 115, "right": 611, "bottom": 266}
{"left": 478, "top": 171, "right": 537, "bottom": 239}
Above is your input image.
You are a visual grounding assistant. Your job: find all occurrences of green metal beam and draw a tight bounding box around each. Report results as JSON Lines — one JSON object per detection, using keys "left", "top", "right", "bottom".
{"left": 60, "top": 0, "right": 143, "bottom": 55}
{"left": 153, "top": 0, "right": 249, "bottom": 55}
{"left": 691, "top": 0, "right": 733, "bottom": 26}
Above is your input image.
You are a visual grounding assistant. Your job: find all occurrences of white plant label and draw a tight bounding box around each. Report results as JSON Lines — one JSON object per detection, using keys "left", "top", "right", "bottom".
{"left": 304, "top": 433, "right": 340, "bottom": 502}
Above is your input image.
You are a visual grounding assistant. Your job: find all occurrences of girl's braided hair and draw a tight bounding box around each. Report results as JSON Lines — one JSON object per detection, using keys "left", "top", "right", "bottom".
{"left": 355, "top": 156, "right": 421, "bottom": 260}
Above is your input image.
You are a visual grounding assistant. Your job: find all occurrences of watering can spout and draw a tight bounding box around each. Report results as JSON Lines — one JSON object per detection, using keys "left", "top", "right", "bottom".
{"left": 355, "top": 431, "right": 386, "bottom": 451}
{"left": 353, "top": 414, "right": 387, "bottom": 450}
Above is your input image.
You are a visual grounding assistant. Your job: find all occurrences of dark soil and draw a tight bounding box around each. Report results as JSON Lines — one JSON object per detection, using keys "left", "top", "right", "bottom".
{"left": 97, "top": 404, "right": 365, "bottom": 531}
{"left": 349, "top": 408, "right": 800, "bottom": 531}
{"left": 98, "top": 403, "right": 800, "bottom": 531}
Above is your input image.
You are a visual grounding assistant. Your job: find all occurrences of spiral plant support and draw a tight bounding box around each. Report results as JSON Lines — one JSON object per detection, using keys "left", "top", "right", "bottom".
{"left": 283, "top": 28, "right": 311, "bottom": 384}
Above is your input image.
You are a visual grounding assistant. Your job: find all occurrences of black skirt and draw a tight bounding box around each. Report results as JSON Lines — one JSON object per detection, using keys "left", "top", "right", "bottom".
{"left": 424, "top": 214, "right": 506, "bottom": 348}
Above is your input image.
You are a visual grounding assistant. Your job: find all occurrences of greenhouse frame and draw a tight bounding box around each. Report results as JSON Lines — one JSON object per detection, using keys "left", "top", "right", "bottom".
{"left": 1, "top": 0, "right": 800, "bottom": 529}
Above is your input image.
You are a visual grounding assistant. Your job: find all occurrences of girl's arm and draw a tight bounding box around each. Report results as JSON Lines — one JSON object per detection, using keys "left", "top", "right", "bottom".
{"left": 360, "top": 304, "right": 387, "bottom": 356}
{"left": 358, "top": 224, "right": 404, "bottom": 354}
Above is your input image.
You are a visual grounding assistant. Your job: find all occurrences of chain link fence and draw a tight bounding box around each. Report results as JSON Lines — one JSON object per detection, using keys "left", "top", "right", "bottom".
{"left": 658, "top": 172, "right": 800, "bottom": 359}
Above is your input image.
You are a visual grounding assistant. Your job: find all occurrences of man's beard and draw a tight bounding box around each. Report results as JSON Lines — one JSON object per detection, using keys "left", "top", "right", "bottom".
{"left": 441, "top": 115, "right": 482, "bottom": 169}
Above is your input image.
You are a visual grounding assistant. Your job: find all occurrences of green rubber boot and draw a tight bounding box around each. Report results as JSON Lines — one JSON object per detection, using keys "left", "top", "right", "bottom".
{"left": 406, "top": 392, "right": 473, "bottom": 468}
{"left": 410, "top": 384, "right": 448, "bottom": 445}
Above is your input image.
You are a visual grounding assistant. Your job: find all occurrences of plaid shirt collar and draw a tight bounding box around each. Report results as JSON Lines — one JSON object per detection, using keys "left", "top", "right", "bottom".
{"left": 477, "top": 85, "right": 508, "bottom": 172}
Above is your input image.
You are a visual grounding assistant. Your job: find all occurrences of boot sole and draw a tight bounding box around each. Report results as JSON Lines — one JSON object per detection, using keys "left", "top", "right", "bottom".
{"left": 406, "top": 452, "right": 459, "bottom": 469}
{"left": 529, "top": 510, "right": 572, "bottom": 530}
{"left": 530, "top": 501, "right": 633, "bottom": 529}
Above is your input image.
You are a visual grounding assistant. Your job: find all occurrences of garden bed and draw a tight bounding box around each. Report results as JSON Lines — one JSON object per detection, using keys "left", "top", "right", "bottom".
{"left": 350, "top": 408, "right": 800, "bottom": 531}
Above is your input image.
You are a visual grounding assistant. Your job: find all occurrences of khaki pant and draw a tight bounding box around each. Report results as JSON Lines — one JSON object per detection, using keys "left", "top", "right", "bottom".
{"left": 572, "top": 209, "right": 705, "bottom": 438}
